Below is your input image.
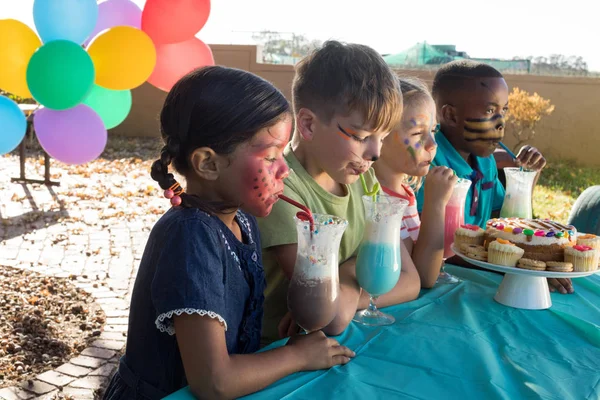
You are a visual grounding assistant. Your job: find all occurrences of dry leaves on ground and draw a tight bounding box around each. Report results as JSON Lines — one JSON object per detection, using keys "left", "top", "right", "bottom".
{"left": 0, "top": 267, "right": 105, "bottom": 389}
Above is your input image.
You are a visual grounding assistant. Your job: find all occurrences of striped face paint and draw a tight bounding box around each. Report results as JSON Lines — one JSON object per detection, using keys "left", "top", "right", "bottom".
{"left": 463, "top": 114, "right": 505, "bottom": 142}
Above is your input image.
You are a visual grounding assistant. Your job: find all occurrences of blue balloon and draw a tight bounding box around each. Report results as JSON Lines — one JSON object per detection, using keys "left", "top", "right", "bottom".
{"left": 0, "top": 96, "right": 27, "bottom": 155}
{"left": 33, "top": 0, "right": 99, "bottom": 44}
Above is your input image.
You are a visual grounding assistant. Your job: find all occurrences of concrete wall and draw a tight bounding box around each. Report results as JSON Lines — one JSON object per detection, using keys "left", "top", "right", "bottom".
{"left": 112, "top": 45, "right": 600, "bottom": 167}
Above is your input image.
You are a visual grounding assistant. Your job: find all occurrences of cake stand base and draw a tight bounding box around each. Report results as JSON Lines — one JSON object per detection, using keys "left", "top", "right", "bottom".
{"left": 494, "top": 273, "right": 551, "bottom": 310}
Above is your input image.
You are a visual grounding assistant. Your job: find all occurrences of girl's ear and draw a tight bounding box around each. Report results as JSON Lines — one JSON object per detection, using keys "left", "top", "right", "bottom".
{"left": 190, "top": 147, "right": 226, "bottom": 180}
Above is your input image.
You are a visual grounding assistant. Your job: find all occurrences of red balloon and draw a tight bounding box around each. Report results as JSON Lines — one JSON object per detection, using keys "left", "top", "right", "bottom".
{"left": 148, "top": 38, "right": 215, "bottom": 92}
{"left": 142, "top": 0, "right": 210, "bottom": 44}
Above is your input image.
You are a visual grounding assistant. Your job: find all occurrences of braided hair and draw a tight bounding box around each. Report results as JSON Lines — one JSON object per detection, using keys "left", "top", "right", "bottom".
{"left": 150, "top": 66, "right": 290, "bottom": 212}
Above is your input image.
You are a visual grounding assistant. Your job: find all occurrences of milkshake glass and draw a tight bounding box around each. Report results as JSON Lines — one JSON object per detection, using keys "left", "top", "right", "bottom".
{"left": 438, "top": 178, "right": 472, "bottom": 285}
{"left": 500, "top": 167, "right": 536, "bottom": 218}
{"left": 287, "top": 214, "right": 348, "bottom": 333}
{"left": 353, "top": 194, "right": 408, "bottom": 326}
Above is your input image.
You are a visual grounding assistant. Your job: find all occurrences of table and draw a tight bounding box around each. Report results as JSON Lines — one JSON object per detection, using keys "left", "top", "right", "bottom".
{"left": 165, "top": 265, "right": 600, "bottom": 400}
{"left": 10, "top": 104, "right": 59, "bottom": 186}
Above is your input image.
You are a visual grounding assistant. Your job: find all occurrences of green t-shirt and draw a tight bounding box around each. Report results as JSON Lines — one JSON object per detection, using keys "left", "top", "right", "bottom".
{"left": 257, "top": 143, "right": 377, "bottom": 344}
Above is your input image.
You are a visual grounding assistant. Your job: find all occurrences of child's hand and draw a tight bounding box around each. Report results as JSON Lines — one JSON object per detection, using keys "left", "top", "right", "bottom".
{"left": 548, "top": 277, "right": 574, "bottom": 294}
{"left": 278, "top": 312, "right": 301, "bottom": 338}
{"left": 423, "top": 166, "right": 458, "bottom": 207}
{"left": 516, "top": 145, "right": 546, "bottom": 171}
{"left": 287, "top": 331, "right": 355, "bottom": 370}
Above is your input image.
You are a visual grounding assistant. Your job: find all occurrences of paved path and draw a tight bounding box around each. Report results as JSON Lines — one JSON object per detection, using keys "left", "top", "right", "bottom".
{"left": 0, "top": 151, "right": 168, "bottom": 399}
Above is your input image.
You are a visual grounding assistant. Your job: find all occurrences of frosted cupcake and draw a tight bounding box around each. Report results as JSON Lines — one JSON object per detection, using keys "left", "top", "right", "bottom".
{"left": 488, "top": 239, "right": 525, "bottom": 267}
{"left": 577, "top": 234, "right": 600, "bottom": 251}
{"left": 564, "top": 245, "right": 600, "bottom": 272}
{"left": 454, "top": 224, "right": 485, "bottom": 248}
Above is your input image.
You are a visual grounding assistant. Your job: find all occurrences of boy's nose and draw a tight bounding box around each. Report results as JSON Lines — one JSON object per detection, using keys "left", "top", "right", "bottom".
{"left": 364, "top": 141, "right": 381, "bottom": 163}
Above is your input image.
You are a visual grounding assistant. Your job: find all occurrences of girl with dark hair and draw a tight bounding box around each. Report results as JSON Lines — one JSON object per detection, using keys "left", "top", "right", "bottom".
{"left": 104, "top": 66, "right": 354, "bottom": 400}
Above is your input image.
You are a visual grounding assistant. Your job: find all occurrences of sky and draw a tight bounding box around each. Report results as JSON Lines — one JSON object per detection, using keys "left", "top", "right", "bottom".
{"left": 2, "top": 0, "right": 599, "bottom": 71}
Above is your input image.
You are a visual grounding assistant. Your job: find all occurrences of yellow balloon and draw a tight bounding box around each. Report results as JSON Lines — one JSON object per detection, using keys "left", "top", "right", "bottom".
{"left": 87, "top": 26, "right": 157, "bottom": 91}
{"left": 0, "top": 19, "right": 42, "bottom": 98}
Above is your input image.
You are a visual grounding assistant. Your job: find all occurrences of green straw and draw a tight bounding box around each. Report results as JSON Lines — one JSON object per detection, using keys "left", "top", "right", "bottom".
{"left": 360, "top": 174, "right": 380, "bottom": 201}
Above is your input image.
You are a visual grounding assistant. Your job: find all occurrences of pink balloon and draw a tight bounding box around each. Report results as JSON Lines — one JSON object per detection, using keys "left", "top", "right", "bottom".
{"left": 84, "top": 0, "right": 142, "bottom": 46}
{"left": 34, "top": 105, "right": 107, "bottom": 165}
{"left": 148, "top": 37, "right": 214, "bottom": 92}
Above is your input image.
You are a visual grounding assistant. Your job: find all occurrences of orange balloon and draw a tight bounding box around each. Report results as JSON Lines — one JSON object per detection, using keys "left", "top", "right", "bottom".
{"left": 142, "top": 0, "right": 210, "bottom": 44}
{"left": 0, "top": 19, "right": 42, "bottom": 98}
{"left": 148, "top": 38, "right": 214, "bottom": 92}
{"left": 87, "top": 26, "right": 156, "bottom": 90}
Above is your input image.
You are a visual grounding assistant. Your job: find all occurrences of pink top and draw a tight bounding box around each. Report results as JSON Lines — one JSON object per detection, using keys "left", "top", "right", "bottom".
{"left": 381, "top": 184, "right": 421, "bottom": 242}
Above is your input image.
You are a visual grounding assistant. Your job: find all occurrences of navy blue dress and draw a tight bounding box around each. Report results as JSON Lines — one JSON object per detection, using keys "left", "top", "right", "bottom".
{"left": 103, "top": 207, "right": 265, "bottom": 399}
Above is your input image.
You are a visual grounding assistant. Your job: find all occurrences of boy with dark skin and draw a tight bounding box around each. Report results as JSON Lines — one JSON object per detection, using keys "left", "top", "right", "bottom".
{"left": 416, "top": 60, "right": 572, "bottom": 294}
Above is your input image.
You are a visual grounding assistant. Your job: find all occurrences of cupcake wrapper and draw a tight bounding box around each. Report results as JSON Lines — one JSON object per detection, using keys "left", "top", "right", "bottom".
{"left": 488, "top": 250, "right": 523, "bottom": 267}
{"left": 455, "top": 233, "right": 484, "bottom": 247}
{"left": 565, "top": 251, "right": 600, "bottom": 272}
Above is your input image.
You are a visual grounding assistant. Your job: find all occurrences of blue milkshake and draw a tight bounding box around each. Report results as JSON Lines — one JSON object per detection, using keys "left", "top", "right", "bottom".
{"left": 356, "top": 242, "right": 400, "bottom": 297}
{"left": 353, "top": 194, "right": 407, "bottom": 327}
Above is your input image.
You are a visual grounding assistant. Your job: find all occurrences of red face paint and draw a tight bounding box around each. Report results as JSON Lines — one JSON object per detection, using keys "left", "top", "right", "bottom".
{"left": 233, "top": 119, "right": 292, "bottom": 217}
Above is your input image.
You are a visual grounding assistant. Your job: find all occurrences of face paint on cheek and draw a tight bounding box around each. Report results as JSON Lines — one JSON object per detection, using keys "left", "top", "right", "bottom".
{"left": 463, "top": 115, "right": 505, "bottom": 142}
{"left": 407, "top": 146, "right": 417, "bottom": 163}
{"left": 403, "top": 138, "right": 418, "bottom": 163}
{"left": 336, "top": 124, "right": 354, "bottom": 141}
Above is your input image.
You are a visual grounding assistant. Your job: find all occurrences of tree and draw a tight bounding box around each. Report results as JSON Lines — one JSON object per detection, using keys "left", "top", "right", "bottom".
{"left": 505, "top": 87, "right": 555, "bottom": 151}
{"left": 515, "top": 54, "right": 589, "bottom": 76}
{"left": 251, "top": 31, "right": 322, "bottom": 63}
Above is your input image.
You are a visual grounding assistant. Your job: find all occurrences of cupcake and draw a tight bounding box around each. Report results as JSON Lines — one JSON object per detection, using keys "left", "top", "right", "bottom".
{"left": 454, "top": 224, "right": 485, "bottom": 248}
{"left": 564, "top": 245, "right": 600, "bottom": 272}
{"left": 577, "top": 234, "right": 600, "bottom": 251}
{"left": 488, "top": 239, "right": 525, "bottom": 267}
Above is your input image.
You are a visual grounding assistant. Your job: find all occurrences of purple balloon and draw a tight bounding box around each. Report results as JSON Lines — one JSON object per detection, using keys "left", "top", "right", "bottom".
{"left": 83, "top": 0, "right": 142, "bottom": 46}
{"left": 34, "top": 105, "right": 107, "bottom": 165}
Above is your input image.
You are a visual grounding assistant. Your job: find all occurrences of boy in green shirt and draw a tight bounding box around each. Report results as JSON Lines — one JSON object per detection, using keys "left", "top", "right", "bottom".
{"left": 258, "top": 41, "right": 421, "bottom": 345}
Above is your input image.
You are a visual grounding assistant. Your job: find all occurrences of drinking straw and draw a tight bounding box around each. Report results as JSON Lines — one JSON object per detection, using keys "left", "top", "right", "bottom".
{"left": 497, "top": 141, "right": 517, "bottom": 160}
{"left": 498, "top": 141, "right": 523, "bottom": 171}
{"left": 360, "top": 174, "right": 380, "bottom": 201}
{"left": 278, "top": 194, "right": 314, "bottom": 233}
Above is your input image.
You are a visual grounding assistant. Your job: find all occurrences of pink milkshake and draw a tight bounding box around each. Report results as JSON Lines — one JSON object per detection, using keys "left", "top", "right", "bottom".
{"left": 444, "top": 201, "right": 464, "bottom": 258}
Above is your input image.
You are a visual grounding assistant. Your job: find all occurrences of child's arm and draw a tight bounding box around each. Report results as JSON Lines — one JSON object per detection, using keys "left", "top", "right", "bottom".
{"left": 322, "top": 257, "right": 362, "bottom": 336}
{"left": 412, "top": 167, "right": 458, "bottom": 288}
{"left": 175, "top": 314, "right": 354, "bottom": 400}
{"left": 356, "top": 239, "right": 421, "bottom": 309}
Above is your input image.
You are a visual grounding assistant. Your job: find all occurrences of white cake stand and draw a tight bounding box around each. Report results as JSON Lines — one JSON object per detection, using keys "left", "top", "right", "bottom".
{"left": 451, "top": 244, "right": 600, "bottom": 310}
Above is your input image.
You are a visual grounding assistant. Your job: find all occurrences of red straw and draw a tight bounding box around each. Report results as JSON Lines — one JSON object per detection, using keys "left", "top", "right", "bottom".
{"left": 278, "top": 194, "right": 314, "bottom": 232}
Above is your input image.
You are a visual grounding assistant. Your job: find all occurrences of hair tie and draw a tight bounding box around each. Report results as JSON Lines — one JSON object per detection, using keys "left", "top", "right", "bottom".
{"left": 164, "top": 182, "right": 184, "bottom": 206}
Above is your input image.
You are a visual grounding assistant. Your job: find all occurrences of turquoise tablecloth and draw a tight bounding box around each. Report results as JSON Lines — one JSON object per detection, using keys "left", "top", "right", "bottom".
{"left": 165, "top": 266, "right": 600, "bottom": 400}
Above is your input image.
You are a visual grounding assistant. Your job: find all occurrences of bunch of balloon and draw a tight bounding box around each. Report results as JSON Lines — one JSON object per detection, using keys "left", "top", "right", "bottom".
{"left": 141, "top": 0, "right": 215, "bottom": 92}
{"left": 0, "top": 0, "right": 155, "bottom": 165}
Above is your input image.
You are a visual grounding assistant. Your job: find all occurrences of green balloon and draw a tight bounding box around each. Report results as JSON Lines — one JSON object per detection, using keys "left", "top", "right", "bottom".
{"left": 83, "top": 85, "right": 132, "bottom": 129}
{"left": 26, "top": 40, "right": 94, "bottom": 110}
